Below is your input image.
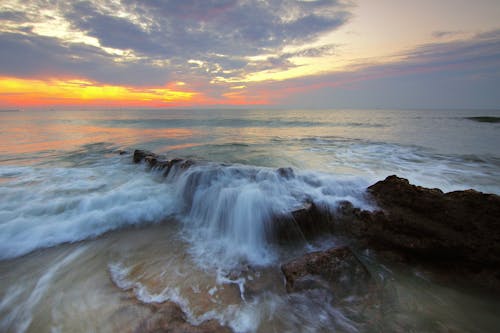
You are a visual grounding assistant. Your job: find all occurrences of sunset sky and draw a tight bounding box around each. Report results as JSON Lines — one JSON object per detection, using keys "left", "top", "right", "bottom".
{"left": 0, "top": 0, "right": 499, "bottom": 109}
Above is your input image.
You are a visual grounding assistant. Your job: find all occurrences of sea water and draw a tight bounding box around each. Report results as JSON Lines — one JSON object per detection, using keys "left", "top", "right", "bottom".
{"left": 0, "top": 108, "right": 499, "bottom": 332}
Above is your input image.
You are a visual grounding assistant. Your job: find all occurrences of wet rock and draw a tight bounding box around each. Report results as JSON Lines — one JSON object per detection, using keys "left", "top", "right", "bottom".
{"left": 274, "top": 201, "right": 333, "bottom": 243}
{"left": 133, "top": 149, "right": 160, "bottom": 164}
{"left": 281, "top": 246, "right": 371, "bottom": 296}
{"left": 132, "top": 150, "right": 197, "bottom": 176}
{"left": 135, "top": 302, "right": 232, "bottom": 333}
{"left": 117, "top": 149, "right": 129, "bottom": 155}
{"left": 277, "top": 167, "right": 295, "bottom": 179}
{"left": 180, "top": 159, "right": 195, "bottom": 170}
{"left": 362, "top": 175, "right": 500, "bottom": 264}
{"left": 347, "top": 175, "right": 500, "bottom": 291}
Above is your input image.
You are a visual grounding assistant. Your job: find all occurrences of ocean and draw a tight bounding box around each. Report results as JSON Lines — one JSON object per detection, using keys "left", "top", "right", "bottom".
{"left": 1, "top": 108, "right": 499, "bottom": 332}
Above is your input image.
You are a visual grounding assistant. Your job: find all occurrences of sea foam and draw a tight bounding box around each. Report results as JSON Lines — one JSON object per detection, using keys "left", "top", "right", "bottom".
{"left": 0, "top": 157, "right": 175, "bottom": 259}
{"left": 0, "top": 155, "right": 372, "bottom": 265}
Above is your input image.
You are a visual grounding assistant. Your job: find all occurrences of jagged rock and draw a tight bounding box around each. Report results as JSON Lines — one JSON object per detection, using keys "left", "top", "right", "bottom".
{"left": 134, "top": 302, "right": 232, "bottom": 333}
{"left": 133, "top": 149, "right": 160, "bottom": 164}
{"left": 133, "top": 150, "right": 196, "bottom": 176}
{"left": 348, "top": 175, "right": 500, "bottom": 291}
{"left": 361, "top": 175, "right": 500, "bottom": 264}
{"left": 281, "top": 246, "right": 371, "bottom": 296}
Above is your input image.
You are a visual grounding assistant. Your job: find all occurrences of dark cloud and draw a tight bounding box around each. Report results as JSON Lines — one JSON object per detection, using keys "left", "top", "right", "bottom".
{"left": 0, "top": 0, "right": 351, "bottom": 86}
{"left": 0, "top": 32, "right": 172, "bottom": 86}
{"left": 0, "top": 10, "right": 28, "bottom": 22}
{"left": 64, "top": 0, "right": 349, "bottom": 58}
{"left": 65, "top": 1, "right": 166, "bottom": 55}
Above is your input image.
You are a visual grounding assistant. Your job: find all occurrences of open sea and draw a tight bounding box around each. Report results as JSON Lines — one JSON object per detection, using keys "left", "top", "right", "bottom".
{"left": 1, "top": 108, "right": 499, "bottom": 332}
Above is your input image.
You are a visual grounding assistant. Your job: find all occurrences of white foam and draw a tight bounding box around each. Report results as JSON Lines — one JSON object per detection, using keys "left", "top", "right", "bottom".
{"left": 0, "top": 155, "right": 373, "bottom": 266}
{"left": 0, "top": 159, "right": 176, "bottom": 259}
{"left": 162, "top": 163, "right": 372, "bottom": 269}
{"left": 108, "top": 262, "right": 210, "bottom": 326}
{"left": 312, "top": 139, "right": 500, "bottom": 194}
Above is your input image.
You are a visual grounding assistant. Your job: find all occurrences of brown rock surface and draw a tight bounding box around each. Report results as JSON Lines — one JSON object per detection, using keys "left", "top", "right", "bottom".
{"left": 363, "top": 175, "right": 500, "bottom": 265}
{"left": 350, "top": 175, "right": 500, "bottom": 291}
{"left": 281, "top": 246, "right": 371, "bottom": 296}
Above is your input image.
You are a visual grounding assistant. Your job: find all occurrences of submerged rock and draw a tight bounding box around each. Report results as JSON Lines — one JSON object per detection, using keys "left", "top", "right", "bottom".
{"left": 281, "top": 246, "right": 371, "bottom": 296}
{"left": 135, "top": 302, "right": 232, "bottom": 333}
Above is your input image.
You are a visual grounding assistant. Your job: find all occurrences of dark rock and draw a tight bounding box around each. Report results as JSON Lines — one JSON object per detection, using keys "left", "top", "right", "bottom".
{"left": 180, "top": 160, "right": 195, "bottom": 170}
{"left": 274, "top": 201, "right": 333, "bottom": 243}
{"left": 350, "top": 175, "right": 500, "bottom": 291}
{"left": 281, "top": 246, "right": 371, "bottom": 296}
{"left": 135, "top": 302, "right": 232, "bottom": 333}
{"left": 117, "top": 150, "right": 129, "bottom": 155}
{"left": 277, "top": 167, "right": 295, "bottom": 179}
{"left": 163, "top": 158, "right": 184, "bottom": 177}
{"left": 133, "top": 149, "right": 160, "bottom": 164}
{"left": 363, "top": 175, "right": 500, "bottom": 264}
{"left": 132, "top": 150, "right": 197, "bottom": 177}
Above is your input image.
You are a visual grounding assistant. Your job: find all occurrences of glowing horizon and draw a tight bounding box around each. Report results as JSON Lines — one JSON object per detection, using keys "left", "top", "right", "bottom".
{"left": 0, "top": 76, "right": 271, "bottom": 108}
{"left": 0, "top": 0, "right": 498, "bottom": 109}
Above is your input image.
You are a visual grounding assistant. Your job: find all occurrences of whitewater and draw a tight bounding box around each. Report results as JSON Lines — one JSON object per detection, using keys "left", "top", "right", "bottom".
{"left": 1, "top": 108, "right": 499, "bottom": 332}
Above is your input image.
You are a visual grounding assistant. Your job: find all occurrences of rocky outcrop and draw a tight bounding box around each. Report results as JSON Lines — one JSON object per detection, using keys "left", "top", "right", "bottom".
{"left": 346, "top": 175, "right": 500, "bottom": 291}
{"left": 360, "top": 175, "right": 500, "bottom": 265}
{"left": 133, "top": 149, "right": 196, "bottom": 177}
{"left": 278, "top": 175, "right": 500, "bottom": 291}
{"left": 281, "top": 246, "right": 371, "bottom": 296}
{"left": 131, "top": 150, "right": 500, "bottom": 290}
{"left": 135, "top": 302, "right": 232, "bottom": 333}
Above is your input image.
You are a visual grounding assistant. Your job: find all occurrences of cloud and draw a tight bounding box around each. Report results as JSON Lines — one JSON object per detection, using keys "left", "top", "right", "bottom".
{"left": 0, "top": 10, "right": 27, "bottom": 22}
{"left": 0, "top": 0, "right": 350, "bottom": 88}
{"left": 0, "top": 32, "right": 172, "bottom": 86}
{"left": 256, "top": 30, "right": 500, "bottom": 109}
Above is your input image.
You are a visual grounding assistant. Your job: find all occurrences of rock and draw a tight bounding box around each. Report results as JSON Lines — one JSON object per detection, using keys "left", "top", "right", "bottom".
{"left": 277, "top": 167, "right": 294, "bottom": 179}
{"left": 133, "top": 149, "right": 160, "bottom": 164}
{"left": 363, "top": 175, "right": 500, "bottom": 264}
{"left": 133, "top": 150, "right": 197, "bottom": 176}
{"left": 134, "top": 302, "right": 232, "bottom": 333}
{"left": 180, "top": 159, "right": 195, "bottom": 170}
{"left": 281, "top": 246, "right": 371, "bottom": 296}
{"left": 350, "top": 175, "right": 500, "bottom": 291}
{"left": 274, "top": 201, "right": 333, "bottom": 243}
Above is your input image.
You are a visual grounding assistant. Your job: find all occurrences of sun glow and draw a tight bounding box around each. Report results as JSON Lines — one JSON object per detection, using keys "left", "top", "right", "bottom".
{"left": 0, "top": 77, "right": 200, "bottom": 108}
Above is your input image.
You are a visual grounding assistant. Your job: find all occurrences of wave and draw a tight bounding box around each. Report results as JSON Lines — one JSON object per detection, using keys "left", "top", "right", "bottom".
{"left": 0, "top": 156, "right": 175, "bottom": 260}
{"left": 159, "top": 160, "right": 372, "bottom": 268}
{"left": 0, "top": 153, "right": 372, "bottom": 263}
{"left": 88, "top": 118, "right": 386, "bottom": 129}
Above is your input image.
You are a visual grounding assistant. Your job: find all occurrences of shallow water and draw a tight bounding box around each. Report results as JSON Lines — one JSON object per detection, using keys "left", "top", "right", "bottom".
{"left": 1, "top": 108, "right": 499, "bottom": 332}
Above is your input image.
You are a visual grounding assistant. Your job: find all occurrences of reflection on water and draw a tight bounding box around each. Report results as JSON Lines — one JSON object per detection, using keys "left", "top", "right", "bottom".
{"left": 0, "top": 123, "right": 197, "bottom": 156}
{"left": 1, "top": 224, "right": 499, "bottom": 333}
{"left": 1, "top": 108, "right": 499, "bottom": 332}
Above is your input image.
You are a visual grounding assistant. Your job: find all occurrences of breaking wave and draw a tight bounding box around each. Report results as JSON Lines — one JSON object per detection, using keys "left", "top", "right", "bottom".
{"left": 0, "top": 154, "right": 372, "bottom": 263}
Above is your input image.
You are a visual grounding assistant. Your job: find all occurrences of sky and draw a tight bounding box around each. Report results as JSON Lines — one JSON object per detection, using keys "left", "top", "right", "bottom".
{"left": 0, "top": 0, "right": 499, "bottom": 109}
